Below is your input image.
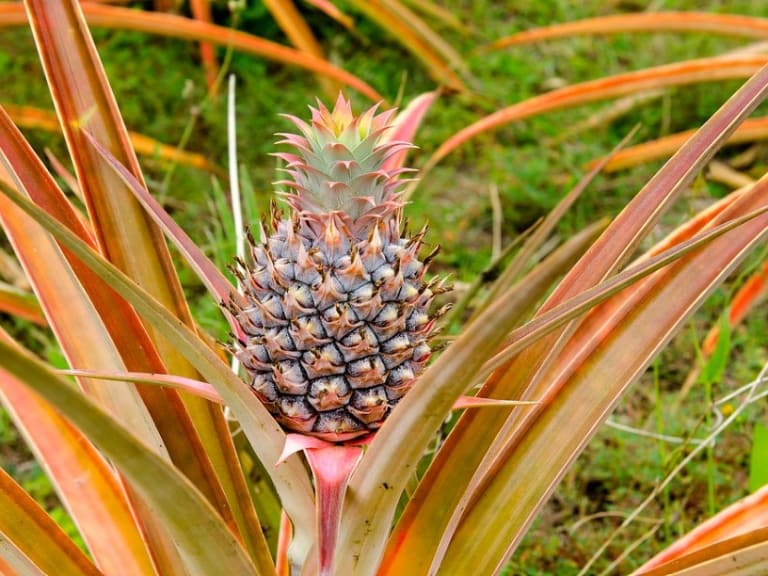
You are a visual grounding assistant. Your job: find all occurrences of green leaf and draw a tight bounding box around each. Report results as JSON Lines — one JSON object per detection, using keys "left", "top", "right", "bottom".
{"left": 700, "top": 312, "right": 732, "bottom": 385}
{"left": 750, "top": 423, "right": 768, "bottom": 493}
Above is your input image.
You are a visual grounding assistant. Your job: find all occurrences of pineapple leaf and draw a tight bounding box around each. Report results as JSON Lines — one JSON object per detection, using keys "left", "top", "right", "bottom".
{"left": 0, "top": 177, "right": 318, "bottom": 567}
{"left": 0, "top": 340, "right": 259, "bottom": 576}
{"left": 0, "top": 330, "right": 157, "bottom": 576}
{"left": 0, "top": 467, "right": 100, "bottom": 576}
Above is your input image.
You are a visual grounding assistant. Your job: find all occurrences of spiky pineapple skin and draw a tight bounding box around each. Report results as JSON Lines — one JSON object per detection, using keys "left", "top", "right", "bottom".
{"left": 230, "top": 96, "right": 443, "bottom": 441}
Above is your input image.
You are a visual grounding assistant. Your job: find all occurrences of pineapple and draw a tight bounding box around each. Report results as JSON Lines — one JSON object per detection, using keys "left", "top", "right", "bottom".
{"left": 229, "top": 95, "right": 445, "bottom": 441}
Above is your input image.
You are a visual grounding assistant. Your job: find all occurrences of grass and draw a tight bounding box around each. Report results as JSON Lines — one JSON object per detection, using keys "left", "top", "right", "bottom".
{"left": 1, "top": 1, "right": 767, "bottom": 574}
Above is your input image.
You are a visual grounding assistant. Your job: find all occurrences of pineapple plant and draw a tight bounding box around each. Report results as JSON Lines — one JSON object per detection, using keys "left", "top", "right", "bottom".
{"left": 229, "top": 95, "right": 446, "bottom": 441}
{"left": 3, "top": 2, "right": 768, "bottom": 574}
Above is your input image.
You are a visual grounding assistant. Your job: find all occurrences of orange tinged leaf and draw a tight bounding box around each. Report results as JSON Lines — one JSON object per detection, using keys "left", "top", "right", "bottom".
{"left": 637, "top": 526, "right": 768, "bottom": 575}
{"left": 589, "top": 116, "right": 768, "bottom": 172}
{"left": 422, "top": 55, "right": 768, "bottom": 177}
{"left": 0, "top": 328, "right": 156, "bottom": 576}
{"left": 264, "top": 0, "right": 339, "bottom": 97}
{"left": 0, "top": 340, "right": 259, "bottom": 576}
{"left": 188, "top": 0, "right": 218, "bottom": 92}
{"left": 379, "top": 64, "right": 768, "bottom": 575}
{"left": 485, "top": 11, "right": 768, "bottom": 52}
{"left": 344, "top": 0, "right": 466, "bottom": 91}
{"left": 4, "top": 103, "right": 222, "bottom": 174}
{"left": 304, "top": 0, "right": 355, "bottom": 31}
{"left": 341, "top": 225, "right": 600, "bottom": 575}
{"left": 20, "top": 2, "right": 271, "bottom": 566}
{"left": 0, "top": 2, "right": 382, "bottom": 101}
{"left": 0, "top": 467, "right": 101, "bottom": 576}
{"left": 0, "top": 280, "right": 45, "bottom": 325}
{"left": 439, "top": 169, "right": 768, "bottom": 576}
{"left": 638, "top": 483, "right": 768, "bottom": 573}
{"left": 699, "top": 258, "right": 768, "bottom": 356}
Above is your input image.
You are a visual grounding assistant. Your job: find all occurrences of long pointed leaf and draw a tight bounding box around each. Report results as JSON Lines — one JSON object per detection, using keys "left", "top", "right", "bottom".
{"left": 438, "top": 173, "right": 768, "bottom": 575}
{"left": 0, "top": 161, "right": 186, "bottom": 574}
{"left": 0, "top": 280, "right": 45, "bottom": 325}
{"left": 636, "top": 527, "right": 768, "bottom": 575}
{"left": 0, "top": 2, "right": 381, "bottom": 101}
{"left": 263, "top": 0, "right": 338, "bottom": 97}
{"left": 0, "top": 468, "right": 101, "bottom": 576}
{"left": 0, "top": 329, "right": 157, "bottom": 576}
{"left": 345, "top": 0, "right": 466, "bottom": 91}
{"left": 21, "top": 1, "right": 271, "bottom": 562}
{"left": 638, "top": 483, "right": 768, "bottom": 572}
{"left": 336, "top": 224, "right": 600, "bottom": 575}
{"left": 1, "top": 106, "right": 251, "bottom": 571}
{"left": 4, "top": 103, "right": 222, "bottom": 174}
{"left": 591, "top": 117, "right": 768, "bottom": 173}
{"left": 420, "top": 55, "right": 768, "bottom": 179}
{"left": 0, "top": 178, "right": 317, "bottom": 567}
{"left": 485, "top": 11, "right": 768, "bottom": 52}
{"left": 378, "top": 200, "right": 768, "bottom": 575}
{"left": 377, "top": 64, "right": 768, "bottom": 574}
{"left": 0, "top": 343, "right": 259, "bottom": 576}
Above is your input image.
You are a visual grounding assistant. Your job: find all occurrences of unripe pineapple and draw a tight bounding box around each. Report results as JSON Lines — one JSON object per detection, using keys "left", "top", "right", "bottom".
{"left": 230, "top": 95, "right": 446, "bottom": 442}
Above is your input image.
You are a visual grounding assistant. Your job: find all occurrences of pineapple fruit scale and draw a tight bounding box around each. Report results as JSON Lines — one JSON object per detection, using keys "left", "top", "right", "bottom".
{"left": 229, "top": 95, "right": 446, "bottom": 441}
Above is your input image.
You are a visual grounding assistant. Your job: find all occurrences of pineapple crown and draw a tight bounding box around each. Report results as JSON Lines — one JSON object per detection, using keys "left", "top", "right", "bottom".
{"left": 273, "top": 94, "right": 416, "bottom": 228}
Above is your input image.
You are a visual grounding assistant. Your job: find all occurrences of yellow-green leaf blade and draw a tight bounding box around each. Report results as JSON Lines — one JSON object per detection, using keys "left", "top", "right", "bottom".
{"left": 0, "top": 342, "right": 260, "bottom": 576}
{"left": 438, "top": 178, "right": 768, "bottom": 575}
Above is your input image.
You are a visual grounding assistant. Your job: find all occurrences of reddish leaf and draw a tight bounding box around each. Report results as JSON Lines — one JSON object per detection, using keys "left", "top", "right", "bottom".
{"left": 0, "top": 330, "right": 156, "bottom": 576}
{"left": 305, "top": 445, "right": 364, "bottom": 576}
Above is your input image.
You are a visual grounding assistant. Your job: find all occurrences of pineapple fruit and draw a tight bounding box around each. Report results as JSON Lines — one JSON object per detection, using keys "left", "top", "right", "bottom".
{"left": 229, "top": 95, "right": 445, "bottom": 441}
